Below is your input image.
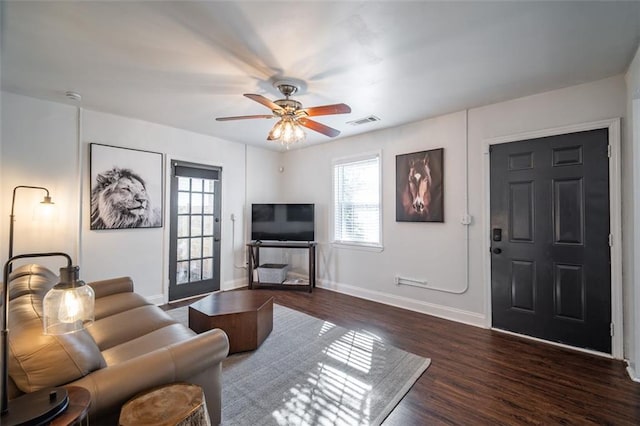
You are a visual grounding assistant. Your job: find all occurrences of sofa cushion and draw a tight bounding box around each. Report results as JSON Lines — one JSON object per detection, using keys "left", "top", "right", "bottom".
{"left": 8, "top": 264, "right": 58, "bottom": 300}
{"left": 89, "top": 276, "right": 134, "bottom": 299}
{"left": 101, "top": 323, "right": 196, "bottom": 366}
{"left": 87, "top": 305, "right": 177, "bottom": 351}
{"left": 93, "top": 292, "right": 150, "bottom": 320}
{"left": 9, "top": 287, "right": 106, "bottom": 393}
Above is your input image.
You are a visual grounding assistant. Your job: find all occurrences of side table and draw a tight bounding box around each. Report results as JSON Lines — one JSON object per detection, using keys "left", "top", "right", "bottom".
{"left": 51, "top": 386, "right": 91, "bottom": 426}
{"left": 119, "top": 383, "right": 210, "bottom": 426}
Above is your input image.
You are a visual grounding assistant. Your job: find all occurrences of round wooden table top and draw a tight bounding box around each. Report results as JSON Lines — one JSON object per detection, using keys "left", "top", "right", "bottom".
{"left": 119, "top": 383, "right": 207, "bottom": 426}
{"left": 51, "top": 386, "right": 91, "bottom": 426}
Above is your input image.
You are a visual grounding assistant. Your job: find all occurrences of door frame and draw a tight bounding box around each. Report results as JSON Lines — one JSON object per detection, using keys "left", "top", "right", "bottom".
{"left": 167, "top": 160, "right": 222, "bottom": 301}
{"left": 482, "top": 118, "right": 622, "bottom": 359}
{"left": 161, "top": 155, "right": 227, "bottom": 304}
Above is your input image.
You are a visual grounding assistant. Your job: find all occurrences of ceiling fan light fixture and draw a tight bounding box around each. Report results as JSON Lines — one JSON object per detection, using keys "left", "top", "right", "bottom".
{"left": 268, "top": 120, "right": 283, "bottom": 140}
{"left": 216, "top": 78, "right": 349, "bottom": 146}
{"left": 269, "top": 116, "right": 305, "bottom": 149}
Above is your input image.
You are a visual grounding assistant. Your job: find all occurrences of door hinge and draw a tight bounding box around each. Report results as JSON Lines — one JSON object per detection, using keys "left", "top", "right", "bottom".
{"left": 609, "top": 233, "right": 613, "bottom": 247}
{"left": 610, "top": 323, "right": 614, "bottom": 337}
{"left": 607, "top": 144, "right": 612, "bottom": 158}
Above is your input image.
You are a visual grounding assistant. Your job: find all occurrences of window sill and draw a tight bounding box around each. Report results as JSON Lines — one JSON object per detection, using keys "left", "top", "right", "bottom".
{"left": 331, "top": 241, "right": 384, "bottom": 252}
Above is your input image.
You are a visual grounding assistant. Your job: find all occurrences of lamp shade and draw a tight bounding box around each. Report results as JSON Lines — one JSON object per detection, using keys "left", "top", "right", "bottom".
{"left": 43, "top": 266, "right": 94, "bottom": 335}
{"left": 268, "top": 116, "right": 306, "bottom": 148}
{"left": 33, "top": 195, "right": 55, "bottom": 222}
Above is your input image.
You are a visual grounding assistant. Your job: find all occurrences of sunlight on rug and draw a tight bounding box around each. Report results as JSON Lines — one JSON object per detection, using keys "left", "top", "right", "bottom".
{"left": 168, "top": 303, "right": 430, "bottom": 425}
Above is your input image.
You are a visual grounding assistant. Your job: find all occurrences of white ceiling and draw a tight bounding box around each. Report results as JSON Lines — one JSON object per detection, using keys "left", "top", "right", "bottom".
{"left": 2, "top": 1, "right": 639, "bottom": 150}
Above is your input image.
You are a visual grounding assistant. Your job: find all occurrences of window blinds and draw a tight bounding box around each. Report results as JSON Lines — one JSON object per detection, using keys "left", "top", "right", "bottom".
{"left": 333, "top": 155, "right": 381, "bottom": 245}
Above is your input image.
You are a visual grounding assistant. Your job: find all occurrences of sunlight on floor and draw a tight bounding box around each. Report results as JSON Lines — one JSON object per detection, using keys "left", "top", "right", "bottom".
{"left": 272, "top": 323, "right": 385, "bottom": 425}
{"left": 324, "top": 329, "right": 380, "bottom": 373}
{"left": 318, "top": 320, "right": 336, "bottom": 336}
{"left": 272, "top": 363, "right": 373, "bottom": 425}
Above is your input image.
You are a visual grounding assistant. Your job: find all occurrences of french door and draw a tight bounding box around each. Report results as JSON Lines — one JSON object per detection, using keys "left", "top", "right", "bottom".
{"left": 169, "top": 161, "right": 221, "bottom": 301}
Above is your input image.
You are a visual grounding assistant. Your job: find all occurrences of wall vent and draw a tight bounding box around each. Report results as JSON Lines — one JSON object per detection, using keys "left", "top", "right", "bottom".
{"left": 347, "top": 115, "right": 381, "bottom": 126}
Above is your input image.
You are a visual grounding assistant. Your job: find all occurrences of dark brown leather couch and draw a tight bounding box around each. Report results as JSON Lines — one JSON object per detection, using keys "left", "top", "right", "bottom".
{"left": 7, "top": 264, "right": 229, "bottom": 425}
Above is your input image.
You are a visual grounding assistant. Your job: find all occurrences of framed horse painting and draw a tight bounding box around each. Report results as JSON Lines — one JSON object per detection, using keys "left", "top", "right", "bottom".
{"left": 396, "top": 148, "right": 444, "bottom": 222}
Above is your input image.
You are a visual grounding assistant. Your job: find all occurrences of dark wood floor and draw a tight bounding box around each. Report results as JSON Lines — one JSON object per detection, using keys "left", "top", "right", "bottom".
{"left": 163, "top": 287, "right": 640, "bottom": 425}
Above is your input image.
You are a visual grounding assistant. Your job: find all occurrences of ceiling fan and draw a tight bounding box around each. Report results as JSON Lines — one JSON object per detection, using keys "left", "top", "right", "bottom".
{"left": 216, "top": 80, "right": 351, "bottom": 144}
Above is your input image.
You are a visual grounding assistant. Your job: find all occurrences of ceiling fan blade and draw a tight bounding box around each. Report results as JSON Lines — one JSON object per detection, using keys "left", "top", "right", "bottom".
{"left": 298, "top": 117, "right": 341, "bottom": 138}
{"left": 244, "top": 94, "right": 284, "bottom": 112}
{"left": 216, "top": 114, "right": 274, "bottom": 121}
{"left": 300, "top": 103, "right": 351, "bottom": 117}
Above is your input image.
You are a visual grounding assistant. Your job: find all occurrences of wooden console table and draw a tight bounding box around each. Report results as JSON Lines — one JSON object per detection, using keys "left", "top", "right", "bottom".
{"left": 247, "top": 241, "right": 316, "bottom": 292}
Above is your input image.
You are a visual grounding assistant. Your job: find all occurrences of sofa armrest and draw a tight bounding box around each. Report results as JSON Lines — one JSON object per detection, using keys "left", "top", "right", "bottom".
{"left": 88, "top": 277, "right": 134, "bottom": 299}
{"left": 69, "top": 328, "right": 229, "bottom": 421}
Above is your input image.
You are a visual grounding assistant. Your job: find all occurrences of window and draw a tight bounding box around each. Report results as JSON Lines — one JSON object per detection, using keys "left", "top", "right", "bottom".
{"left": 333, "top": 153, "right": 382, "bottom": 247}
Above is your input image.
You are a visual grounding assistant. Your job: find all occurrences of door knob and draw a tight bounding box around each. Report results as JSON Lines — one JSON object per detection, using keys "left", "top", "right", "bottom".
{"left": 492, "top": 248, "right": 502, "bottom": 254}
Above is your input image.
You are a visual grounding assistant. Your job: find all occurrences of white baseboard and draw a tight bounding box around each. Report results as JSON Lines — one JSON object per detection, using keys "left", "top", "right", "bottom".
{"left": 626, "top": 361, "right": 640, "bottom": 382}
{"left": 149, "top": 278, "right": 246, "bottom": 305}
{"left": 223, "top": 278, "right": 248, "bottom": 291}
{"left": 146, "top": 294, "right": 165, "bottom": 306}
{"left": 317, "top": 279, "right": 486, "bottom": 328}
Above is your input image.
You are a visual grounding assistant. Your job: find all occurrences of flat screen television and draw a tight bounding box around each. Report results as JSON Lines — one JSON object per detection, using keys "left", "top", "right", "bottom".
{"left": 251, "top": 203, "right": 315, "bottom": 242}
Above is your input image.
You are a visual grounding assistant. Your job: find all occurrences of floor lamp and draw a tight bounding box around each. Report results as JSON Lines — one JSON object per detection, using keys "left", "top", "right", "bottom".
{"left": 2, "top": 252, "right": 94, "bottom": 426}
{"left": 8, "top": 186, "right": 55, "bottom": 273}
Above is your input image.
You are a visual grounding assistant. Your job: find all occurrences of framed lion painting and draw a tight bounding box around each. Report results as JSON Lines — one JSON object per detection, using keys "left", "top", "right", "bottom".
{"left": 90, "top": 143, "right": 164, "bottom": 230}
{"left": 396, "top": 148, "right": 444, "bottom": 222}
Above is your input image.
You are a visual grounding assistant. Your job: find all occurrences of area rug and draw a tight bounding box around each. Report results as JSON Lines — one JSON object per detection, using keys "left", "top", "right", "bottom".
{"left": 168, "top": 304, "right": 430, "bottom": 425}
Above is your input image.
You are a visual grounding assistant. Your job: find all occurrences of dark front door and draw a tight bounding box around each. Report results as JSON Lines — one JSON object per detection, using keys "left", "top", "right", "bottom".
{"left": 490, "top": 128, "right": 611, "bottom": 353}
{"left": 169, "top": 161, "right": 222, "bottom": 301}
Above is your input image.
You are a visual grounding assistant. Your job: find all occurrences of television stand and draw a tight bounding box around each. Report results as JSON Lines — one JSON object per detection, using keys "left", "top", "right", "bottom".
{"left": 247, "top": 241, "right": 316, "bottom": 292}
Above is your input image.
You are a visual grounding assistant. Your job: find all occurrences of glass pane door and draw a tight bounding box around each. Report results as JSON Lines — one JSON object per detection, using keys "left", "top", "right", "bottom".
{"left": 169, "top": 161, "right": 221, "bottom": 301}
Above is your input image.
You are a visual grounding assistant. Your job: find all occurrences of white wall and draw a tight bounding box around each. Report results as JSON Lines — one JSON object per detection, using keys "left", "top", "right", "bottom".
{"left": 244, "top": 146, "right": 286, "bottom": 266}
{"left": 626, "top": 44, "right": 640, "bottom": 379}
{"left": 0, "top": 93, "right": 79, "bottom": 272}
{"left": 1, "top": 91, "right": 280, "bottom": 303}
{"left": 282, "top": 111, "right": 482, "bottom": 324}
{"left": 282, "top": 75, "right": 627, "bottom": 330}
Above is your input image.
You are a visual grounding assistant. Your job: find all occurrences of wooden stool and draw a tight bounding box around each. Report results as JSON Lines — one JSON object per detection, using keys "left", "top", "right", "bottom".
{"left": 119, "top": 383, "right": 210, "bottom": 426}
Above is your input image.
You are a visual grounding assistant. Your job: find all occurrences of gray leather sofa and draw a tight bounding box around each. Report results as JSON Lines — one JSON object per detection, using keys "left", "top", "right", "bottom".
{"left": 7, "top": 264, "right": 229, "bottom": 425}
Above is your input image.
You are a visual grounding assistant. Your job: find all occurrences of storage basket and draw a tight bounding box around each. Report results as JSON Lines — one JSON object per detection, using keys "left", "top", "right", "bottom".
{"left": 257, "top": 263, "right": 289, "bottom": 283}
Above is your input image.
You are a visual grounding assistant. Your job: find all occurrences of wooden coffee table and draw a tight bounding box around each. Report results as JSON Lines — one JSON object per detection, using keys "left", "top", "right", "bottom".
{"left": 188, "top": 290, "right": 274, "bottom": 354}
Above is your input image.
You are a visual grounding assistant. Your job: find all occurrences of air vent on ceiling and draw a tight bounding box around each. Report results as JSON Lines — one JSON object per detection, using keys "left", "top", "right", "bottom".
{"left": 347, "top": 115, "right": 380, "bottom": 126}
